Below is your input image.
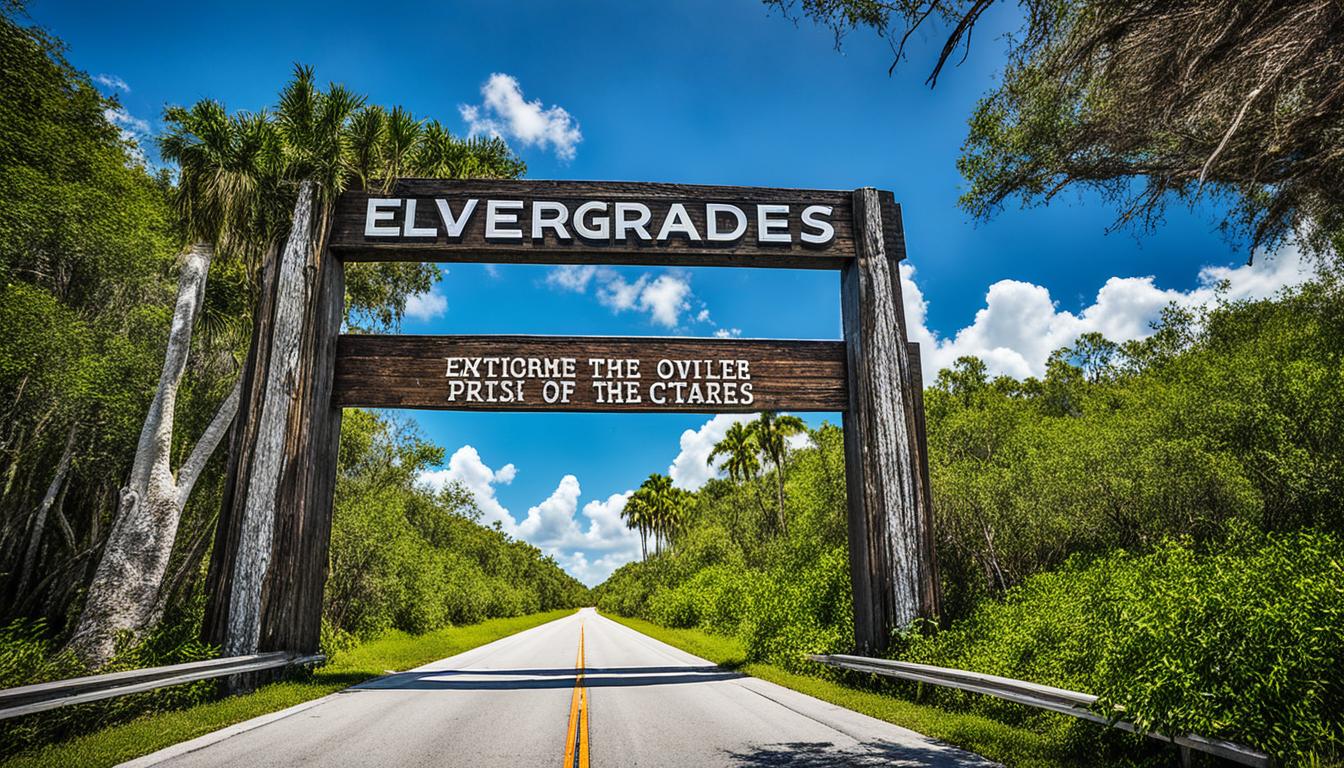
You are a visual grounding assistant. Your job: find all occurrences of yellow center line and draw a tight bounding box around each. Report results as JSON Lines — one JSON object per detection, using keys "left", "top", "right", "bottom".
{"left": 562, "top": 623, "right": 589, "bottom": 768}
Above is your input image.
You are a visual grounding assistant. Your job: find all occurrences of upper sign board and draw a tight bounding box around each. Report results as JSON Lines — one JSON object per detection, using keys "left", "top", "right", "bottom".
{"left": 329, "top": 180, "right": 903, "bottom": 269}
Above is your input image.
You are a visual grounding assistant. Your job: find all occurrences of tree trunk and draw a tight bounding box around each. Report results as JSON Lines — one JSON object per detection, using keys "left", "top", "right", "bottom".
{"left": 223, "top": 182, "right": 316, "bottom": 657}
{"left": 66, "top": 244, "right": 240, "bottom": 667}
{"left": 14, "top": 422, "right": 78, "bottom": 599}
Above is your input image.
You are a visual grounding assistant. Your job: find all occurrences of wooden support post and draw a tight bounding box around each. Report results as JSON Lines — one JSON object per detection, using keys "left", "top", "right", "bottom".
{"left": 257, "top": 245, "right": 344, "bottom": 655}
{"left": 906, "top": 342, "right": 940, "bottom": 620}
{"left": 202, "top": 244, "right": 279, "bottom": 651}
{"left": 840, "top": 188, "right": 936, "bottom": 654}
{"left": 203, "top": 194, "right": 344, "bottom": 664}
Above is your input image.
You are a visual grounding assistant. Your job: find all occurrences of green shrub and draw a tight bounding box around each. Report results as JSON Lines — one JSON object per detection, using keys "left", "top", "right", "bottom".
{"left": 325, "top": 411, "right": 588, "bottom": 640}
{"left": 619, "top": 547, "right": 853, "bottom": 673}
{"left": 903, "top": 529, "right": 1344, "bottom": 765}
{"left": 739, "top": 548, "right": 852, "bottom": 672}
{"left": 647, "top": 565, "right": 750, "bottom": 632}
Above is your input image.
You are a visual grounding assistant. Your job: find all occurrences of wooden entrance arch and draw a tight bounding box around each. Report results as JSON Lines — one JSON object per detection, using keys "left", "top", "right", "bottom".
{"left": 203, "top": 180, "right": 937, "bottom": 659}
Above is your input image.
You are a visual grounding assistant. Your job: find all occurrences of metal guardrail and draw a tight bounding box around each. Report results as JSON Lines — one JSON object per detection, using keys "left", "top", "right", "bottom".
{"left": 0, "top": 652, "right": 324, "bottom": 721}
{"left": 809, "top": 653, "right": 1271, "bottom": 767}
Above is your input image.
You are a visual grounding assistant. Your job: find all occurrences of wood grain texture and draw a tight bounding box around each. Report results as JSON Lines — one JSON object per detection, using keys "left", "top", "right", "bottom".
{"left": 203, "top": 240, "right": 280, "bottom": 653}
{"left": 841, "top": 187, "right": 935, "bottom": 656}
{"left": 259, "top": 235, "right": 345, "bottom": 656}
{"left": 329, "top": 179, "right": 905, "bottom": 270}
{"left": 333, "top": 335, "right": 848, "bottom": 412}
{"left": 906, "top": 342, "right": 940, "bottom": 620}
{"left": 224, "top": 182, "right": 315, "bottom": 659}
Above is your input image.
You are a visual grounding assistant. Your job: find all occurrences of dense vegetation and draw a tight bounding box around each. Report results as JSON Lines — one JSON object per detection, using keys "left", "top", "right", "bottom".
{"left": 0, "top": 8, "right": 584, "bottom": 759}
{"left": 323, "top": 411, "right": 587, "bottom": 649}
{"left": 2, "top": 1, "right": 1341, "bottom": 765}
{"left": 596, "top": 273, "right": 1344, "bottom": 765}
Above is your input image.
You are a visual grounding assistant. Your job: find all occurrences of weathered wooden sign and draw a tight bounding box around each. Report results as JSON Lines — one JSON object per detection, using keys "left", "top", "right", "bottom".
{"left": 206, "top": 179, "right": 935, "bottom": 670}
{"left": 329, "top": 179, "right": 904, "bottom": 269}
{"left": 334, "top": 335, "right": 847, "bottom": 412}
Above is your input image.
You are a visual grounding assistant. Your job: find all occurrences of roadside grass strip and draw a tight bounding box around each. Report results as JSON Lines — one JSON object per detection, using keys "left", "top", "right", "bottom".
{"left": 602, "top": 614, "right": 1081, "bottom": 768}
{"left": 1, "top": 610, "right": 577, "bottom": 768}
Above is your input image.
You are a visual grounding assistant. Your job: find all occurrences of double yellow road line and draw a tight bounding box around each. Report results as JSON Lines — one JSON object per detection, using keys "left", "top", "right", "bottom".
{"left": 562, "top": 623, "right": 589, "bottom": 768}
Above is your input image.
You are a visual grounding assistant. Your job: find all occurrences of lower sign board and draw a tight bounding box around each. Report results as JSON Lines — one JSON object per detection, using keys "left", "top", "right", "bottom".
{"left": 333, "top": 335, "right": 848, "bottom": 412}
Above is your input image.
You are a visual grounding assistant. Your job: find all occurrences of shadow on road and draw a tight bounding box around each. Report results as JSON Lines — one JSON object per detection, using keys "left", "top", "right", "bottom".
{"left": 389, "top": 665, "right": 724, "bottom": 677}
{"left": 723, "top": 740, "right": 996, "bottom": 767}
{"left": 350, "top": 664, "right": 742, "bottom": 691}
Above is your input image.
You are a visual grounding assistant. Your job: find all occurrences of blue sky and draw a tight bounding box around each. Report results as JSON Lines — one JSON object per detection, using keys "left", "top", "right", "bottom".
{"left": 29, "top": 0, "right": 1309, "bottom": 583}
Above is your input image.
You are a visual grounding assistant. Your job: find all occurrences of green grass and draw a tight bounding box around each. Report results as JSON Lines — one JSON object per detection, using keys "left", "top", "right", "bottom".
{"left": 2, "top": 610, "right": 575, "bottom": 768}
{"left": 603, "top": 614, "right": 1082, "bottom": 768}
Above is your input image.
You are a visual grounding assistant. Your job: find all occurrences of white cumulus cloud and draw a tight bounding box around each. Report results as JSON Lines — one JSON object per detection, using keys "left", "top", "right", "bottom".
{"left": 548, "top": 266, "right": 703, "bottom": 329}
{"left": 404, "top": 288, "right": 448, "bottom": 321}
{"left": 419, "top": 445, "right": 516, "bottom": 531}
{"left": 460, "top": 73, "right": 582, "bottom": 161}
{"left": 667, "top": 414, "right": 755, "bottom": 490}
{"left": 418, "top": 447, "right": 640, "bottom": 586}
{"left": 596, "top": 273, "right": 692, "bottom": 328}
{"left": 94, "top": 74, "right": 130, "bottom": 92}
{"left": 516, "top": 474, "right": 584, "bottom": 546}
{"left": 559, "top": 550, "right": 636, "bottom": 587}
{"left": 578, "top": 491, "right": 639, "bottom": 553}
{"left": 901, "top": 243, "right": 1312, "bottom": 384}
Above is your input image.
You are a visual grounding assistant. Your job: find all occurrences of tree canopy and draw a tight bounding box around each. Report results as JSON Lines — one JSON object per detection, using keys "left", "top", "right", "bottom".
{"left": 768, "top": 0, "right": 1344, "bottom": 256}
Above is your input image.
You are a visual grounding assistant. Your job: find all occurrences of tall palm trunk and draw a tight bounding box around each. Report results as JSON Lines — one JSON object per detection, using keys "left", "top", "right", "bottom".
{"left": 68, "top": 244, "right": 242, "bottom": 666}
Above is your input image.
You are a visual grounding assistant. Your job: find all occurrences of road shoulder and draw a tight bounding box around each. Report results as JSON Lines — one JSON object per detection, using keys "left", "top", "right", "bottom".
{"left": 602, "top": 613, "right": 1070, "bottom": 768}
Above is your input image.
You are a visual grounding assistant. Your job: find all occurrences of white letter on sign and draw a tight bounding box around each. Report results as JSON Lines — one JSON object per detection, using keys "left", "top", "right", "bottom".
{"left": 402, "top": 199, "right": 438, "bottom": 237}
{"left": 532, "top": 201, "right": 572, "bottom": 241}
{"left": 365, "top": 198, "right": 401, "bottom": 237}
{"left": 574, "top": 201, "right": 609, "bottom": 239}
{"left": 706, "top": 204, "right": 747, "bottom": 242}
{"left": 435, "top": 198, "right": 478, "bottom": 238}
{"left": 800, "top": 205, "right": 835, "bottom": 244}
{"left": 485, "top": 200, "right": 524, "bottom": 239}
{"left": 657, "top": 203, "right": 701, "bottom": 241}
{"left": 614, "top": 203, "right": 653, "bottom": 241}
{"left": 757, "top": 204, "right": 790, "bottom": 243}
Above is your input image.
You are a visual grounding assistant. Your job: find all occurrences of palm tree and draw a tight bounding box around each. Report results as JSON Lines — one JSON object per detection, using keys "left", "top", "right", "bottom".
{"left": 635, "top": 474, "right": 690, "bottom": 555}
{"left": 622, "top": 490, "right": 651, "bottom": 562}
{"left": 68, "top": 102, "right": 273, "bottom": 665}
{"left": 708, "top": 421, "right": 760, "bottom": 483}
{"left": 707, "top": 421, "right": 767, "bottom": 535}
{"left": 380, "top": 105, "right": 421, "bottom": 190}
{"left": 644, "top": 474, "right": 671, "bottom": 555}
{"left": 346, "top": 105, "right": 387, "bottom": 192}
{"left": 749, "top": 412, "right": 807, "bottom": 535}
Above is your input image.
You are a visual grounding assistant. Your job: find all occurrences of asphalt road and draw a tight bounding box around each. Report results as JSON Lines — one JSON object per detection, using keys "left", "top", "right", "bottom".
{"left": 128, "top": 608, "right": 996, "bottom": 767}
